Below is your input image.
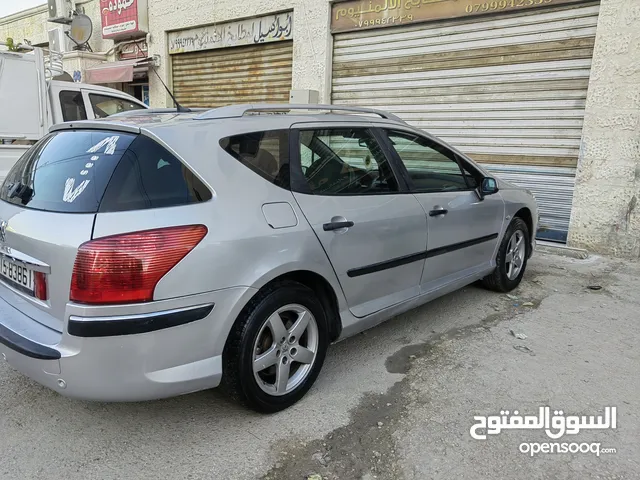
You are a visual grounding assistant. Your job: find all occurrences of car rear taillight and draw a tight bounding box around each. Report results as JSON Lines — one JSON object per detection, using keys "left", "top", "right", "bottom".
{"left": 70, "top": 225, "right": 207, "bottom": 305}
{"left": 34, "top": 272, "right": 47, "bottom": 301}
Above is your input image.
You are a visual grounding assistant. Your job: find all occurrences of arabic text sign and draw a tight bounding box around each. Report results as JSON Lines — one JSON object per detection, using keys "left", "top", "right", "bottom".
{"left": 101, "top": 0, "right": 139, "bottom": 39}
{"left": 120, "top": 40, "right": 148, "bottom": 60}
{"left": 168, "top": 12, "right": 293, "bottom": 55}
{"left": 331, "top": 0, "right": 587, "bottom": 33}
{"left": 470, "top": 406, "right": 617, "bottom": 441}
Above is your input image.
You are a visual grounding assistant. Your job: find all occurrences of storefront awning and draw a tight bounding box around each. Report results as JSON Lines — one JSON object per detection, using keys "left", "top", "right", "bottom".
{"left": 84, "top": 58, "right": 151, "bottom": 84}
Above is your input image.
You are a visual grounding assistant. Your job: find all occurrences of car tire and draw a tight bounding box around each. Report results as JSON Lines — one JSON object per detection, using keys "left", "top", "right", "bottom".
{"left": 221, "top": 280, "right": 329, "bottom": 413}
{"left": 482, "top": 217, "right": 530, "bottom": 293}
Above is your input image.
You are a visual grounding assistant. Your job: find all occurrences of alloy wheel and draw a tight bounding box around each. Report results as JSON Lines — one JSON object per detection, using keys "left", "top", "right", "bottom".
{"left": 505, "top": 230, "right": 526, "bottom": 280}
{"left": 252, "top": 304, "right": 319, "bottom": 396}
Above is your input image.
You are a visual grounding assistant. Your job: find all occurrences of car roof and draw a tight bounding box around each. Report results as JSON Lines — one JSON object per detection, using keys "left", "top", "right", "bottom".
{"left": 49, "top": 104, "right": 410, "bottom": 134}
{"left": 47, "top": 103, "right": 490, "bottom": 179}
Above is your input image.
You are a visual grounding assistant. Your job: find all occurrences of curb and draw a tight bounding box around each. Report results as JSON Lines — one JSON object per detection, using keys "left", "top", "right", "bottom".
{"left": 535, "top": 241, "right": 589, "bottom": 260}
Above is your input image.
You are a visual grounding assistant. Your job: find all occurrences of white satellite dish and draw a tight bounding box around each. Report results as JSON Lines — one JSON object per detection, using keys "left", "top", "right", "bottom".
{"left": 69, "top": 14, "right": 93, "bottom": 46}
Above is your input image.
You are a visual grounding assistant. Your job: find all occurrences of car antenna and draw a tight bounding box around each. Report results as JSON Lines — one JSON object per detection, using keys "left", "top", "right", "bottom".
{"left": 150, "top": 65, "right": 190, "bottom": 113}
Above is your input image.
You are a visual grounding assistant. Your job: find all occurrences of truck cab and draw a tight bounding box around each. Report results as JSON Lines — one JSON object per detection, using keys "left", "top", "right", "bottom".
{"left": 50, "top": 81, "right": 147, "bottom": 123}
{"left": 0, "top": 46, "right": 147, "bottom": 180}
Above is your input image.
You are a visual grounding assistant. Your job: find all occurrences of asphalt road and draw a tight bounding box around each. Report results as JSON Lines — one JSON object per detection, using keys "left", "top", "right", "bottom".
{"left": 1, "top": 252, "right": 638, "bottom": 480}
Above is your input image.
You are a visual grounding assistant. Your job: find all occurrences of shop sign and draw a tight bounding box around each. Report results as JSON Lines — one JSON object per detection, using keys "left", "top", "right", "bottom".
{"left": 331, "top": 0, "right": 587, "bottom": 33}
{"left": 101, "top": 0, "right": 149, "bottom": 39}
{"left": 168, "top": 12, "right": 293, "bottom": 55}
{"left": 119, "top": 41, "right": 148, "bottom": 60}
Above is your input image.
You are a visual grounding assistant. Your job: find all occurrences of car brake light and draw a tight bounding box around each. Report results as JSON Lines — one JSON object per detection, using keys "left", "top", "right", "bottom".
{"left": 34, "top": 272, "right": 47, "bottom": 301}
{"left": 70, "top": 225, "right": 207, "bottom": 305}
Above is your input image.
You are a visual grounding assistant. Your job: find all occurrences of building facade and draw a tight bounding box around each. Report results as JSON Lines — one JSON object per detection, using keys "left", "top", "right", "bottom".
{"left": 0, "top": 0, "right": 150, "bottom": 103}
{"left": 1, "top": 0, "right": 639, "bottom": 256}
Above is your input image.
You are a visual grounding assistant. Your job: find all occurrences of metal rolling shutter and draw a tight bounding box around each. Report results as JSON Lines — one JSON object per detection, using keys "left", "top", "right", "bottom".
{"left": 172, "top": 41, "right": 293, "bottom": 108}
{"left": 332, "top": 3, "right": 600, "bottom": 242}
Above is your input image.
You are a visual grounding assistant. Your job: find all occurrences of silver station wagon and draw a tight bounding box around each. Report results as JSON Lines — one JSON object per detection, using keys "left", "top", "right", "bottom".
{"left": 0, "top": 104, "right": 537, "bottom": 412}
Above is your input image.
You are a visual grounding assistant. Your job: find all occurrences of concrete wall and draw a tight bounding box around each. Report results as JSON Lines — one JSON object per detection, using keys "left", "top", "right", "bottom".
{"left": 147, "top": 0, "right": 332, "bottom": 108}
{"left": 568, "top": 0, "right": 640, "bottom": 257}
{"left": 0, "top": 4, "right": 49, "bottom": 46}
{"left": 0, "top": 1, "right": 112, "bottom": 53}
{"left": 62, "top": 50, "right": 108, "bottom": 78}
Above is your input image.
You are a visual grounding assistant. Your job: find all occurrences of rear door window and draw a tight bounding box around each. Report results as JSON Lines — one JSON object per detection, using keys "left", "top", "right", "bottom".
{"left": 298, "top": 128, "right": 399, "bottom": 195}
{"left": 99, "top": 135, "right": 212, "bottom": 212}
{"left": 0, "top": 130, "right": 135, "bottom": 213}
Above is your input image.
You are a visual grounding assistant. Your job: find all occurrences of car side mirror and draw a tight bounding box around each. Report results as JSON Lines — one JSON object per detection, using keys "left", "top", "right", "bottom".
{"left": 482, "top": 177, "right": 499, "bottom": 195}
{"left": 476, "top": 177, "right": 499, "bottom": 201}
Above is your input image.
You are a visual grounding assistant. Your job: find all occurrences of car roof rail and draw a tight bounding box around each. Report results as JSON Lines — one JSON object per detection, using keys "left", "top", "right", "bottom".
{"left": 109, "top": 107, "right": 208, "bottom": 117}
{"left": 194, "top": 104, "right": 406, "bottom": 123}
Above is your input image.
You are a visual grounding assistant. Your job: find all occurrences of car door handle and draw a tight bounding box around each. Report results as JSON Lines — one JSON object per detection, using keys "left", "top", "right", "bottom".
{"left": 429, "top": 208, "right": 448, "bottom": 217}
{"left": 323, "top": 221, "right": 355, "bottom": 231}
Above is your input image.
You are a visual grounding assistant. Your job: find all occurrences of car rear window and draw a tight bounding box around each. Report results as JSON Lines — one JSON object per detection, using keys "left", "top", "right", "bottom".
{"left": 99, "top": 134, "right": 212, "bottom": 212}
{"left": 0, "top": 130, "right": 135, "bottom": 213}
{"left": 1, "top": 130, "right": 212, "bottom": 214}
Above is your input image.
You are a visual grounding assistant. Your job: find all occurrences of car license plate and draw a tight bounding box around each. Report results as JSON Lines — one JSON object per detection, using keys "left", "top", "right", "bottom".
{"left": 0, "top": 255, "right": 35, "bottom": 294}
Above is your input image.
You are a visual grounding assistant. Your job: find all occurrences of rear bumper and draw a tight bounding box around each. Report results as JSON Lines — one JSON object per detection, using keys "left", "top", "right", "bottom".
{"left": 0, "top": 286, "right": 256, "bottom": 402}
{"left": 0, "top": 322, "right": 60, "bottom": 359}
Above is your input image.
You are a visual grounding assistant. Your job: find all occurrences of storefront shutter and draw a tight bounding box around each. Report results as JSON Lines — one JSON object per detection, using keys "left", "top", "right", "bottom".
{"left": 332, "top": 3, "right": 600, "bottom": 242}
{"left": 172, "top": 41, "right": 293, "bottom": 108}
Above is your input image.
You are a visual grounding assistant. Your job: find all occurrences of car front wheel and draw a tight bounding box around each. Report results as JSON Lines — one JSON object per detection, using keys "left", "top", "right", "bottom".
{"left": 482, "top": 217, "right": 530, "bottom": 292}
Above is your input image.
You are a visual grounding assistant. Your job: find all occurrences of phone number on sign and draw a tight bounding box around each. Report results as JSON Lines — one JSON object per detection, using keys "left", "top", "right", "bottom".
{"left": 465, "top": 0, "right": 553, "bottom": 13}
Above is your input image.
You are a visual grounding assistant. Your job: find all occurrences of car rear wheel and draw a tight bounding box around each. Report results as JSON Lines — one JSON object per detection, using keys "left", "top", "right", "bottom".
{"left": 482, "top": 217, "right": 530, "bottom": 293}
{"left": 221, "top": 281, "right": 329, "bottom": 413}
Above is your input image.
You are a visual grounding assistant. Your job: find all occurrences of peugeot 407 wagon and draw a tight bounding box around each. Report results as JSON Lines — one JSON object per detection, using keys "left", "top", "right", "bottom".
{"left": 0, "top": 104, "right": 538, "bottom": 412}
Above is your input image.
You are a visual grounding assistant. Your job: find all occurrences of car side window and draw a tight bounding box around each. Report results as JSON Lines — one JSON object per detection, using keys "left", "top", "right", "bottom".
{"left": 59, "top": 90, "right": 88, "bottom": 122}
{"left": 220, "top": 130, "right": 290, "bottom": 188}
{"left": 386, "top": 130, "right": 477, "bottom": 192}
{"left": 300, "top": 143, "right": 317, "bottom": 170}
{"left": 89, "top": 94, "right": 145, "bottom": 118}
{"left": 299, "top": 128, "right": 399, "bottom": 195}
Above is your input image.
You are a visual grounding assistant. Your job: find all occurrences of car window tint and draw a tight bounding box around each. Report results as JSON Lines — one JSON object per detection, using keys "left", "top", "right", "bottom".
{"left": 300, "top": 143, "right": 316, "bottom": 169}
{"left": 299, "top": 128, "right": 398, "bottom": 195}
{"left": 99, "top": 135, "right": 212, "bottom": 212}
{"left": 59, "top": 90, "right": 88, "bottom": 122}
{"left": 220, "top": 130, "right": 290, "bottom": 188}
{"left": 89, "top": 94, "right": 145, "bottom": 118}
{"left": 386, "top": 131, "right": 476, "bottom": 192}
{"left": 0, "top": 131, "right": 134, "bottom": 213}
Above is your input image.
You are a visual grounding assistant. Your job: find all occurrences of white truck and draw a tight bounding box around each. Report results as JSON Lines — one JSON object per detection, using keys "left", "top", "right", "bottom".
{"left": 0, "top": 45, "right": 148, "bottom": 180}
